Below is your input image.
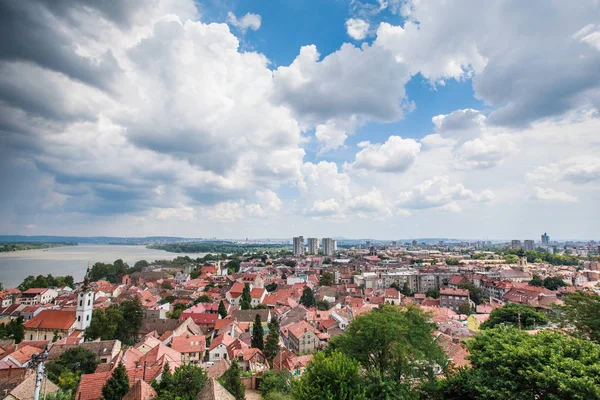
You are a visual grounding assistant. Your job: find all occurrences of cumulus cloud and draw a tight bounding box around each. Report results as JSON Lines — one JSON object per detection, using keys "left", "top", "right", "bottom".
{"left": 227, "top": 11, "right": 262, "bottom": 32}
{"left": 397, "top": 177, "right": 494, "bottom": 210}
{"left": 347, "top": 136, "right": 421, "bottom": 173}
{"left": 532, "top": 187, "right": 578, "bottom": 203}
{"left": 345, "top": 18, "right": 370, "bottom": 40}
{"left": 527, "top": 157, "right": 600, "bottom": 185}
{"left": 375, "top": 0, "right": 600, "bottom": 127}
{"left": 315, "top": 121, "right": 348, "bottom": 153}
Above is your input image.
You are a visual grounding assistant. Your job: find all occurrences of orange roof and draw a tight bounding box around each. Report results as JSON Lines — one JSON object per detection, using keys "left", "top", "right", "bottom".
{"left": 208, "top": 333, "right": 235, "bottom": 352}
{"left": 250, "top": 288, "right": 266, "bottom": 299}
{"left": 171, "top": 335, "right": 206, "bottom": 354}
{"left": 22, "top": 288, "right": 48, "bottom": 295}
{"left": 286, "top": 320, "right": 316, "bottom": 339}
{"left": 122, "top": 380, "right": 157, "bottom": 400}
{"left": 440, "top": 288, "right": 469, "bottom": 297}
{"left": 7, "top": 345, "right": 39, "bottom": 364}
{"left": 23, "top": 310, "right": 76, "bottom": 331}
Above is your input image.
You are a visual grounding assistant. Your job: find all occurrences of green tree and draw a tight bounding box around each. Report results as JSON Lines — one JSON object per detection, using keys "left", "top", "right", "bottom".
{"left": 102, "top": 363, "right": 130, "bottom": 400}
{"left": 153, "top": 363, "right": 208, "bottom": 400}
{"left": 292, "top": 352, "right": 367, "bottom": 400}
{"left": 219, "top": 359, "right": 245, "bottom": 400}
{"left": 543, "top": 276, "right": 567, "bottom": 290}
{"left": 118, "top": 298, "right": 144, "bottom": 344}
{"left": 529, "top": 274, "right": 543, "bottom": 287}
{"left": 240, "top": 283, "right": 252, "bottom": 310}
{"left": 259, "top": 370, "right": 291, "bottom": 399}
{"left": 445, "top": 258, "right": 460, "bottom": 265}
{"left": 435, "top": 327, "right": 600, "bottom": 399}
{"left": 481, "top": 303, "right": 548, "bottom": 330}
{"left": 194, "top": 294, "right": 212, "bottom": 304}
{"left": 251, "top": 314, "right": 264, "bottom": 350}
{"left": 45, "top": 389, "right": 73, "bottom": 400}
{"left": 168, "top": 303, "right": 186, "bottom": 319}
{"left": 161, "top": 281, "right": 173, "bottom": 290}
{"left": 47, "top": 347, "right": 99, "bottom": 391}
{"left": 299, "top": 287, "right": 316, "bottom": 308}
{"left": 316, "top": 299, "right": 330, "bottom": 311}
{"left": 400, "top": 281, "right": 414, "bottom": 297}
{"left": 265, "top": 283, "right": 278, "bottom": 292}
{"left": 319, "top": 272, "right": 334, "bottom": 286}
{"left": 556, "top": 290, "right": 600, "bottom": 343}
{"left": 85, "top": 306, "right": 123, "bottom": 341}
{"left": 2, "top": 317, "right": 25, "bottom": 343}
{"left": 425, "top": 287, "right": 440, "bottom": 299}
{"left": 329, "top": 304, "right": 446, "bottom": 397}
{"left": 263, "top": 323, "right": 280, "bottom": 362}
{"left": 457, "top": 282, "right": 484, "bottom": 305}
{"left": 226, "top": 259, "right": 241, "bottom": 274}
{"left": 458, "top": 302, "right": 473, "bottom": 316}
{"left": 218, "top": 300, "right": 228, "bottom": 319}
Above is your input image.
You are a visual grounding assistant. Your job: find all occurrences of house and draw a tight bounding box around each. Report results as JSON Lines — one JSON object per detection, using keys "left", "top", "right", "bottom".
{"left": 439, "top": 288, "right": 470, "bottom": 313}
{"left": 231, "top": 309, "right": 271, "bottom": 324}
{"left": 171, "top": 334, "right": 206, "bottom": 364}
{"left": 48, "top": 340, "right": 121, "bottom": 364}
{"left": 197, "top": 378, "right": 235, "bottom": 400}
{"left": 250, "top": 288, "right": 267, "bottom": 307}
{"left": 231, "top": 348, "right": 269, "bottom": 373}
{"left": 1, "top": 345, "right": 40, "bottom": 367}
{"left": 122, "top": 380, "right": 157, "bottom": 400}
{"left": 499, "top": 268, "right": 532, "bottom": 282}
{"left": 17, "top": 288, "right": 58, "bottom": 306}
{"left": 447, "top": 275, "right": 470, "bottom": 288}
{"left": 0, "top": 292, "right": 13, "bottom": 308}
{"left": 283, "top": 320, "right": 318, "bottom": 355}
{"left": 23, "top": 310, "right": 77, "bottom": 341}
{"left": 179, "top": 313, "right": 219, "bottom": 332}
{"left": 174, "top": 272, "right": 191, "bottom": 285}
{"left": 138, "top": 317, "right": 204, "bottom": 339}
{"left": 207, "top": 334, "right": 235, "bottom": 363}
{"left": 4, "top": 372, "right": 59, "bottom": 400}
{"left": 384, "top": 288, "right": 402, "bottom": 305}
{"left": 225, "top": 282, "right": 247, "bottom": 306}
{"left": 272, "top": 349, "right": 312, "bottom": 377}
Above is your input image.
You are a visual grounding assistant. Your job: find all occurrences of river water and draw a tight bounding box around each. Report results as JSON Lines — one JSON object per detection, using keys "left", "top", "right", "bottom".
{"left": 0, "top": 244, "right": 207, "bottom": 289}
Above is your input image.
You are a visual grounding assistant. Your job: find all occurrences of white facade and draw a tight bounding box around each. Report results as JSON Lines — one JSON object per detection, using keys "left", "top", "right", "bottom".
{"left": 75, "top": 290, "right": 94, "bottom": 331}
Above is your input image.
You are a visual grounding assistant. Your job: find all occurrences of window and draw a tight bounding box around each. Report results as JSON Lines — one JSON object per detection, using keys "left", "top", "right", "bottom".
{"left": 88, "top": 300, "right": 91, "bottom": 306}
{"left": 80, "top": 300, "right": 83, "bottom": 307}
{"left": 78, "top": 316, "right": 81, "bottom": 322}
{"left": 86, "top": 315, "right": 90, "bottom": 321}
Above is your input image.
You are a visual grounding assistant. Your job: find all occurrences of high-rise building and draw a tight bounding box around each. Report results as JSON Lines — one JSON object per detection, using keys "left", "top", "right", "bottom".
{"left": 307, "top": 238, "right": 319, "bottom": 255}
{"left": 524, "top": 240, "right": 534, "bottom": 251}
{"left": 412, "top": 240, "right": 417, "bottom": 247}
{"left": 511, "top": 240, "right": 522, "bottom": 249}
{"left": 322, "top": 238, "right": 335, "bottom": 256}
{"left": 541, "top": 232, "right": 550, "bottom": 245}
{"left": 391, "top": 241, "right": 397, "bottom": 247}
{"left": 293, "top": 236, "right": 304, "bottom": 256}
{"left": 365, "top": 240, "right": 371, "bottom": 248}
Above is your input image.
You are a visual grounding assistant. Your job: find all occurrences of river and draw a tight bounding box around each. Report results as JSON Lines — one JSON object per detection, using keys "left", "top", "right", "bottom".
{"left": 0, "top": 244, "right": 207, "bottom": 289}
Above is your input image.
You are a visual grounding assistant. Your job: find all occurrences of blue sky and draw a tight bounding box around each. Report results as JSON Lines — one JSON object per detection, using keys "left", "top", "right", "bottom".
{"left": 0, "top": 0, "right": 599, "bottom": 240}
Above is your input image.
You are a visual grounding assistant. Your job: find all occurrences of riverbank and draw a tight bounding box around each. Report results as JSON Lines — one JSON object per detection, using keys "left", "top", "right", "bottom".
{"left": 0, "top": 242, "right": 77, "bottom": 253}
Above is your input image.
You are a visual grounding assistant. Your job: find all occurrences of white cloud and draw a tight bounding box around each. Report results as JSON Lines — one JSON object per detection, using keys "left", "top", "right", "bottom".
{"left": 150, "top": 205, "right": 195, "bottom": 221}
{"left": 227, "top": 12, "right": 262, "bottom": 32}
{"left": 397, "top": 176, "right": 494, "bottom": 210}
{"left": 315, "top": 120, "right": 348, "bottom": 153}
{"left": 574, "top": 24, "right": 600, "bottom": 51}
{"left": 255, "top": 189, "right": 283, "bottom": 212}
{"left": 562, "top": 158, "right": 600, "bottom": 184}
{"left": 345, "top": 18, "right": 370, "bottom": 40}
{"left": 202, "top": 201, "right": 246, "bottom": 222}
{"left": 304, "top": 199, "right": 341, "bottom": 217}
{"left": 532, "top": 187, "right": 578, "bottom": 203}
{"left": 347, "top": 136, "right": 421, "bottom": 173}
{"left": 456, "top": 134, "right": 517, "bottom": 169}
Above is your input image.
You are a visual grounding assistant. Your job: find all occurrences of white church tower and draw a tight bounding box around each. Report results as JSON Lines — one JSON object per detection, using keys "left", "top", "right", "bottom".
{"left": 76, "top": 268, "right": 93, "bottom": 331}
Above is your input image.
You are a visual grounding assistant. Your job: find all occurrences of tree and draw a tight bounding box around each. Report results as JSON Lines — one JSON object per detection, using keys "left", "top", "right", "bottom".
{"left": 117, "top": 298, "right": 144, "bottom": 344}
{"left": 47, "top": 347, "right": 99, "bottom": 392}
{"left": 457, "top": 282, "right": 484, "bottom": 305}
{"left": 0, "top": 317, "right": 25, "bottom": 343}
{"left": 319, "top": 272, "right": 334, "bottom": 286}
{"left": 259, "top": 370, "right": 291, "bottom": 399}
{"left": 263, "top": 323, "right": 280, "bottom": 362}
{"left": 292, "top": 352, "right": 367, "bottom": 400}
{"left": 102, "top": 363, "right": 129, "bottom": 400}
{"left": 226, "top": 259, "right": 241, "bottom": 274}
{"left": 543, "top": 276, "right": 567, "bottom": 290}
{"left": 161, "top": 281, "right": 173, "bottom": 290}
{"left": 400, "top": 281, "right": 414, "bottom": 297}
{"left": 433, "top": 327, "right": 600, "bottom": 399}
{"left": 556, "top": 290, "right": 600, "bottom": 343}
{"left": 445, "top": 258, "right": 460, "bottom": 266}
{"left": 85, "top": 299, "right": 143, "bottom": 344}
{"left": 265, "top": 283, "right": 278, "bottom": 292}
{"left": 323, "top": 257, "right": 332, "bottom": 264}
{"left": 219, "top": 359, "right": 245, "bottom": 400}
{"left": 529, "top": 274, "right": 543, "bottom": 287}
{"left": 218, "top": 300, "right": 228, "bottom": 319}
{"left": 504, "top": 254, "right": 519, "bottom": 264}
{"left": 458, "top": 302, "right": 473, "bottom": 316}
{"left": 194, "top": 294, "right": 212, "bottom": 304}
{"left": 45, "top": 390, "right": 73, "bottom": 400}
{"left": 252, "top": 314, "right": 264, "bottom": 350}
{"left": 168, "top": 303, "right": 186, "bottom": 319}
{"left": 299, "top": 287, "right": 316, "bottom": 308}
{"left": 481, "top": 303, "right": 548, "bottom": 330}
{"left": 425, "top": 287, "right": 440, "bottom": 299}
{"left": 316, "top": 299, "right": 330, "bottom": 311}
{"left": 329, "top": 304, "right": 446, "bottom": 397}
{"left": 153, "top": 363, "right": 208, "bottom": 400}
{"left": 240, "top": 283, "right": 252, "bottom": 310}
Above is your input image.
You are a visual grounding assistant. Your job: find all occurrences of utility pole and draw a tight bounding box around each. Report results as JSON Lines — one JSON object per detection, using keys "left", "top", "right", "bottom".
{"left": 32, "top": 347, "right": 49, "bottom": 400}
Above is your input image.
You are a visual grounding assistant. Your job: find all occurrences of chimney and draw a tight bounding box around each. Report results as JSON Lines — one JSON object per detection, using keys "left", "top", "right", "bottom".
{"left": 143, "top": 361, "right": 147, "bottom": 381}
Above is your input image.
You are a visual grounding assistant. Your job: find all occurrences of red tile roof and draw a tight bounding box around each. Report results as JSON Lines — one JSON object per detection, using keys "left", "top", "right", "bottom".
{"left": 171, "top": 335, "right": 206, "bottom": 354}
{"left": 23, "top": 310, "right": 76, "bottom": 331}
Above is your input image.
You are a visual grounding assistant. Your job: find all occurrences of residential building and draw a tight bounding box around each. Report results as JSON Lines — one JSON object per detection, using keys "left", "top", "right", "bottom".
{"left": 541, "top": 232, "right": 550, "bottom": 245}
{"left": 511, "top": 240, "right": 522, "bottom": 249}
{"left": 307, "top": 238, "right": 319, "bottom": 255}
{"left": 524, "top": 240, "right": 535, "bottom": 251}
{"left": 439, "top": 288, "right": 470, "bottom": 313}
{"left": 284, "top": 320, "right": 318, "bottom": 355}
{"left": 17, "top": 288, "right": 58, "bottom": 306}
{"left": 171, "top": 334, "right": 206, "bottom": 364}
{"left": 48, "top": 340, "right": 121, "bottom": 364}
{"left": 322, "top": 238, "right": 335, "bottom": 256}
{"left": 293, "top": 236, "right": 305, "bottom": 256}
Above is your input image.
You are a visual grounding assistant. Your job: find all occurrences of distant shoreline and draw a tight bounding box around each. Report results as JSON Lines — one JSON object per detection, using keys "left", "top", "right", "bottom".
{"left": 0, "top": 242, "right": 78, "bottom": 253}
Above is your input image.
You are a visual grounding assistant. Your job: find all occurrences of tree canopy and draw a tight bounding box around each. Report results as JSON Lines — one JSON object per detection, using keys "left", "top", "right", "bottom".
{"left": 556, "top": 290, "right": 600, "bottom": 343}
{"left": 481, "top": 303, "right": 548, "bottom": 330}
{"left": 299, "top": 287, "right": 316, "bottom": 308}
{"left": 18, "top": 274, "right": 74, "bottom": 291}
{"left": 240, "top": 283, "right": 252, "bottom": 310}
{"left": 152, "top": 363, "right": 208, "bottom": 400}
{"left": 102, "top": 363, "right": 129, "bottom": 400}
{"left": 84, "top": 298, "right": 144, "bottom": 344}
{"left": 319, "top": 272, "right": 334, "bottom": 286}
{"left": 47, "top": 347, "right": 99, "bottom": 393}
{"left": 431, "top": 327, "right": 600, "bottom": 399}
{"left": 252, "top": 314, "right": 264, "bottom": 350}
{"left": 219, "top": 359, "right": 245, "bottom": 400}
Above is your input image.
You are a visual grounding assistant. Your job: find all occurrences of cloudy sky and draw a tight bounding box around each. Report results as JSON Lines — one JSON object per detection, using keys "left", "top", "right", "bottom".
{"left": 1, "top": 0, "right": 599, "bottom": 240}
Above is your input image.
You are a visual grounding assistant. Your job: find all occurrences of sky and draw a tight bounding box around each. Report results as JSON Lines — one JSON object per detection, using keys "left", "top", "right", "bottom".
{"left": 0, "top": 0, "right": 599, "bottom": 241}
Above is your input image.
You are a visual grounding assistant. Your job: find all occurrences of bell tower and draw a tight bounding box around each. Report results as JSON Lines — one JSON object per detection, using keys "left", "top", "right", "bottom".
{"left": 76, "top": 266, "right": 94, "bottom": 332}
